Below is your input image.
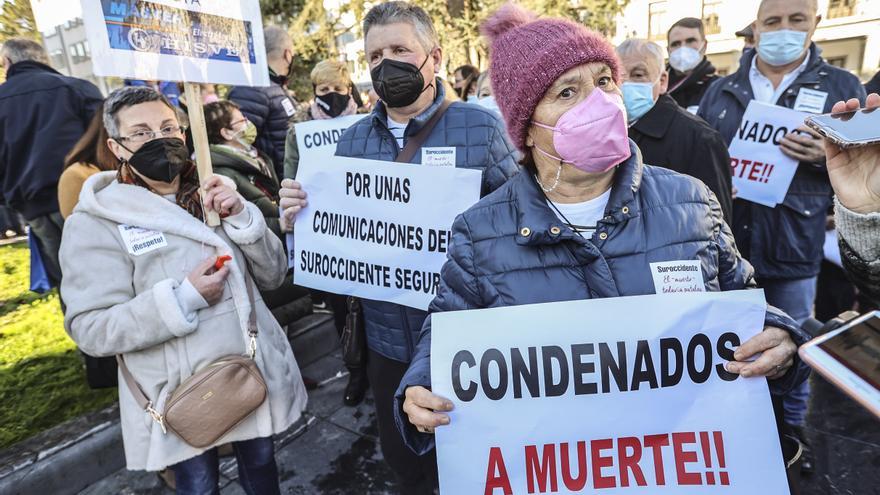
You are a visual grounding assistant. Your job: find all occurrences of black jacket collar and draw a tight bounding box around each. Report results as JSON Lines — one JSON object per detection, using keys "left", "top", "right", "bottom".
{"left": 6, "top": 60, "right": 60, "bottom": 79}
{"left": 668, "top": 57, "right": 716, "bottom": 90}
{"left": 630, "top": 94, "right": 680, "bottom": 139}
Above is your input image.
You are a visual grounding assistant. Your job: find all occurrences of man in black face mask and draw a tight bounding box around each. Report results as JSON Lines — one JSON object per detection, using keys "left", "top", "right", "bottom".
{"left": 279, "top": 2, "right": 519, "bottom": 493}
{"left": 229, "top": 25, "right": 299, "bottom": 179}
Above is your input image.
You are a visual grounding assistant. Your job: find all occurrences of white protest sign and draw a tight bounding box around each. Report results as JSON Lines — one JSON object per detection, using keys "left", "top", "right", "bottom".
{"left": 290, "top": 157, "right": 482, "bottom": 310}
{"left": 294, "top": 114, "right": 366, "bottom": 168}
{"left": 431, "top": 290, "right": 788, "bottom": 495}
{"left": 728, "top": 101, "right": 808, "bottom": 207}
{"left": 80, "top": 0, "right": 268, "bottom": 86}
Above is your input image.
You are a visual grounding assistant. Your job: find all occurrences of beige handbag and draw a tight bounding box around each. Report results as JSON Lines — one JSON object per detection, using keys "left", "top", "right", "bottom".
{"left": 117, "top": 274, "right": 268, "bottom": 449}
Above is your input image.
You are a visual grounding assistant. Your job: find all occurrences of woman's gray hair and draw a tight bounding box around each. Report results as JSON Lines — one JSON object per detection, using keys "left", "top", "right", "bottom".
{"left": 363, "top": 1, "right": 439, "bottom": 54}
{"left": 1, "top": 38, "right": 50, "bottom": 65}
{"left": 616, "top": 38, "right": 667, "bottom": 74}
{"left": 103, "top": 86, "right": 175, "bottom": 138}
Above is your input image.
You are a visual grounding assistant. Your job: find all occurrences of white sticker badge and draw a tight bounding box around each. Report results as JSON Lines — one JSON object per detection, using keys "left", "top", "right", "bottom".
{"left": 118, "top": 225, "right": 168, "bottom": 256}
{"left": 281, "top": 98, "right": 296, "bottom": 117}
{"left": 421, "top": 147, "right": 457, "bottom": 167}
{"left": 649, "top": 260, "right": 706, "bottom": 294}
{"left": 793, "top": 88, "right": 829, "bottom": 114}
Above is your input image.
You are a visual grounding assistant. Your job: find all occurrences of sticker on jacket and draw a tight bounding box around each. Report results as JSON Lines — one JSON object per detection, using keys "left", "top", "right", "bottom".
{"left": 281, "top": 98, "right": 296, "bottom": 117}
{"left": 118, "top": 225, "right": 168, "bottom": 256}
{"left": 649, "top": 260, "right": 706, "bottom": 294}
{"left": 421, "top": 147, "right": 456, "bottom": 167}
{"left": 793, "top": 88, "right": 828, "bottom": 114}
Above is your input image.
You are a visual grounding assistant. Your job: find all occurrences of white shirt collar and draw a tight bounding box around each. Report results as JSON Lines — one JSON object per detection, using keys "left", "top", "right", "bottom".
{"left": 749, "top": 48, "right": 811, "bottom": 104}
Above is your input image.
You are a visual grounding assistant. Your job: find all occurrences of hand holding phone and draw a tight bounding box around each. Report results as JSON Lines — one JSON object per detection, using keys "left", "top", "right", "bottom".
{"left": 799, "top": 311, "right": 880, "bottom": 419}
{"left": 817, "top": 93, "right": 880, "bottom": 215}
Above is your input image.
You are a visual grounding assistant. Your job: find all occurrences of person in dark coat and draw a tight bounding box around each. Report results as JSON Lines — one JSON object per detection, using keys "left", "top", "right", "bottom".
{"left": 278, "top": 2, "right": 519, "bottom": 492}
{"left": 394, "top": 2, "right": 808, "bottom": 458}
{"left": 0, "top": 38, "right": 103, "bottom": 286}
{"left": 617, "top": 38, "right": 733, "bottom": 223}
{"left": 865, "top": 70, "right": 880, "bottom": 97}
{"left": 827, "top": 93, "right": 880, "bottom": 308}
{"left": 228, "top": 26, "right": 298, "bottom": 179}
{"left": 697, "top": 0, "right": 866, "bottom": 444}
{"left": 204, "top": 100, "right": 283, "bottom": 238}
{"left": 665, "top": 17, "right": 719, "bottom": 112}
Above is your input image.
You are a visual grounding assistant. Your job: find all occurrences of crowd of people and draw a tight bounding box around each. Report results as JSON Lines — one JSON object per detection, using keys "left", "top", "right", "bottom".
{"left": 1, "top": 0, "right": 878, "bottom": 493}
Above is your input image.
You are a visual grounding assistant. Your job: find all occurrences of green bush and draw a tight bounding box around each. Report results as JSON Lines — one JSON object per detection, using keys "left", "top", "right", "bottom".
{"left": 0, "top": 244, "right": 116, "bottom": 449}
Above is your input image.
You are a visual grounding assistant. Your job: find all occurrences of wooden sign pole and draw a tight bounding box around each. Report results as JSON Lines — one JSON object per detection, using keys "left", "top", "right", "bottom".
{"left": 183, "top": 82, "right": 221, "bottom": 227}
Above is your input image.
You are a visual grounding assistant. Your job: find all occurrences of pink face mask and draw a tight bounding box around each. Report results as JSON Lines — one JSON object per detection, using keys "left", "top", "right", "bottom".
{"left": 202, "top": 93, "right": 220, "bottom": 104}
{"left": 532, "top": 89, "right": 632, "bottom": 174}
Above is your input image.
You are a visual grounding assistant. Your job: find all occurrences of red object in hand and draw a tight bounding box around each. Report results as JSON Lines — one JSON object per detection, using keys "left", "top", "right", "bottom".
{"left": 214, "top": 255, "right": 232, "bottom": 270}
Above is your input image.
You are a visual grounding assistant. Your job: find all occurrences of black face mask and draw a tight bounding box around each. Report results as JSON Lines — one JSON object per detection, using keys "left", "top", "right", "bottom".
{"left": 119, "top": 137, "right": 189, "bottom": 183}
{"left": 371, "top": 56, "right": 432, "bottom": 108}
{"left": 315, "top": 91, "right": 351, "bottom": 118}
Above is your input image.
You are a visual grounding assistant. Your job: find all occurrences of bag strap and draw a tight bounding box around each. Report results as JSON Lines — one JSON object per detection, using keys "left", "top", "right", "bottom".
{"left": 395, "top": 99, "right": 453, "bottom": 164}
{"left": 117, "top": 270, "right": 260, "bottom": 420}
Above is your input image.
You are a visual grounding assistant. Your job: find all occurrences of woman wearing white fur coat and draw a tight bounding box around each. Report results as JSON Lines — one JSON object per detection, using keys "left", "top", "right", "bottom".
{"left": 59, "top": 86, "right": 306, "bottom": 494}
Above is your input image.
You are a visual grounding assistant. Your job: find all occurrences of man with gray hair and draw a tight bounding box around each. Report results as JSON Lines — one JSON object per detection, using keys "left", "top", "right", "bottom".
{"left": 617, "top": 38, "right": 733, "bottom": 223}
{"left": 278, "top": 2, "right": 518, "bottom": 491}
{"left": 0, "top": 38, "right": 103, "bottom": 288}
{"left": 229, "top": 25, "right": 298, "bottom": 179}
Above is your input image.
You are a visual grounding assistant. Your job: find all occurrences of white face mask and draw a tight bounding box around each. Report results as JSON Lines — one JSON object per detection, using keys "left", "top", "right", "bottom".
{"left": 669, "top": 46, "right": 703, "bottom": 73}
{"left": 475, "top": 95, "right": 500, "bottom": 115}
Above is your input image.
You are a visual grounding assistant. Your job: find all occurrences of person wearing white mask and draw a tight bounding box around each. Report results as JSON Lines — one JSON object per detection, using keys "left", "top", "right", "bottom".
{"left": 472, "top": 70, "right": 502, "bottom": 116}
{"left": 618, "top": 39, "right": 732, "bottom": 224}
{"left": 698, "top": 0, "right": 866, "bottom": 475}
{"left": 665, "top": 17, "right": 719, "bottom": 113}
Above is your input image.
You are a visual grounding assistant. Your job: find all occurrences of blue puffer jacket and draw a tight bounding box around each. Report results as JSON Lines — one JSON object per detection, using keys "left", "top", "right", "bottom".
{"left": 697, "top": 45, "right": 866, "bottom": 280}
{"left": 228, "top": 75, "right": 297, "bottom": 179}
{"left": 394, "top": 143, "right": 811, "bottom": 454}
{"left": 335, "top": 81, "right": 520, "bottom": 362}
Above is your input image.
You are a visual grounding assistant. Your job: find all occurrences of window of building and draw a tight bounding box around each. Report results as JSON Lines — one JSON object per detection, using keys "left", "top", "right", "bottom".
{"left": 826, "top": 56, "right": 847, "bottom": 67}
{"left": 828, "top": 0, "right": 856, "bottom": 19}
{"left": 648, "top": 1, "right": 668, "bottom": 41}
{"left": 50, "top": 49, "right": 65, "bottom": 69}
{"left": 702, "top": 0, "right": 722, "bottom": 35}
{"left": 70, "top": 42, "right": 88, "bottom": 64}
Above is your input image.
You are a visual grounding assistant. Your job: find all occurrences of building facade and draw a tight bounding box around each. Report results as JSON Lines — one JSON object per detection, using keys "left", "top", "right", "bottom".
{"left": 613, "top": 0, "right": 880, "bottom": 80}
{"left": 41, "top": 18, "right": 114, "bottom": 95}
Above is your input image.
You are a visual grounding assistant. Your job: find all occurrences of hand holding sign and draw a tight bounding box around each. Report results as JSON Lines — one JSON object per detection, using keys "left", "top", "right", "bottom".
{"left": 203, "top": 176, "right": 244, "bottom": 218}
{"left": 780, "top": 125, "right": 826, "bottom": 163}
{"left": 825, "top": 93, "right": 880, "bottom": 214}
{"left": 403, "top": 386, "right": 454, "bottom": 434}
{"left": 724, "top": 326, "right": 796, "bottom": 379}
{"left": 279, "top": 179, "right": 308, "bottom": 232}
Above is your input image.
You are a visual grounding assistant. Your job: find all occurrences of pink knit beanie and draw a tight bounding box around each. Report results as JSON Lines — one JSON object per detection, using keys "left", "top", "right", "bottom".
{"left": 481, "top": 3, "right": 622, "bottom": 153}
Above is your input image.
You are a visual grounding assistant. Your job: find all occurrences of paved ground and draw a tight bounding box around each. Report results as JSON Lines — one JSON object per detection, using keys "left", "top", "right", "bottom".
{"left": 79, "top": 347, "right": 879, "bottom": 495}
{"left": 79, "top": 349, "right": 399, "bottom": 495}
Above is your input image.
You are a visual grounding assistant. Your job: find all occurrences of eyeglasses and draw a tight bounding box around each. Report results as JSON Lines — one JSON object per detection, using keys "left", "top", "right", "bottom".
{"left": 116, "top": 125, "right": 187, "bottom": 143}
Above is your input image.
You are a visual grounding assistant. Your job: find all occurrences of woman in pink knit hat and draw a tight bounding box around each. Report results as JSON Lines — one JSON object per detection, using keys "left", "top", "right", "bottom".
{"left": 393, "top": 2, "right": 808, "bottom": 468}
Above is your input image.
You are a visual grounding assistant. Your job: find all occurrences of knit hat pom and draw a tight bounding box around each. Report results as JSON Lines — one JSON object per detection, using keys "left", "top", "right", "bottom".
{"left": 480, "top": 3, "right": 537, "bottom": 44}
